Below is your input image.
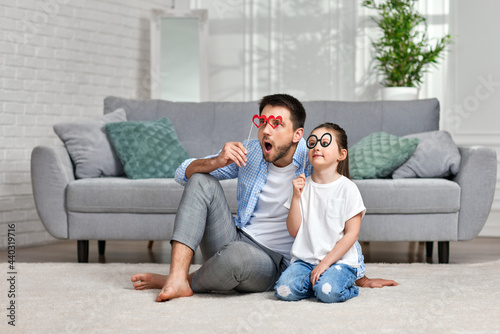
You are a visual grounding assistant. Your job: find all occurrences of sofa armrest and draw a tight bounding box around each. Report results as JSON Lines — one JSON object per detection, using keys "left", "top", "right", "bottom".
{"left": 31, "top": 145, "right": 75, "bottom": 239}
{"left": 453, "top": 146, "right": 497, "bottom": 240}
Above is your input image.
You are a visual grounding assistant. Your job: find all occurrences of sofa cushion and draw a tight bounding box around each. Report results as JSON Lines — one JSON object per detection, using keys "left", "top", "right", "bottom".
{"left": 105, "top": 118, "right": 190, "bottom": 179}
{"left": 354, "top": 178, "right": 461, "bottom": 214}
{"left": 66, "top": 177, "right": 458, "bottom": 216}
{"left": 392, "top": 130, "right": 461, "bottom": 179}
{"left": 53, "top": 108, "right": 126, "bottom": 178}
{"left": 349, "top": 132, "right": 419, "bottom": 179}
{"left": 66, "top": 178, "right": 238, "bottom": 214}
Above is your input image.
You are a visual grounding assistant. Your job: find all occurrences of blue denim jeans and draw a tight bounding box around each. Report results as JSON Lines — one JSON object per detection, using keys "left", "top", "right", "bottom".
{"left": 274, "top": 260, "right": 359, "bottom": 303}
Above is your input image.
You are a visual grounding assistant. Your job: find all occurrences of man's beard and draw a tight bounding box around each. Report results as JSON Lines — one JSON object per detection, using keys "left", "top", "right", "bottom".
{"left": 263, "top": 140, "right": 294, "bottom": 164}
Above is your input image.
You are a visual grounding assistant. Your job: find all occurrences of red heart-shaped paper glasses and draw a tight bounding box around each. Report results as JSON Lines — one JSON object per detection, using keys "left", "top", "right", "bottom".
{"left": 252, "top": 114, "right": 283, "bottom": 129}
{"left": 245, "top": 114, "right": 283, "bottom": 150}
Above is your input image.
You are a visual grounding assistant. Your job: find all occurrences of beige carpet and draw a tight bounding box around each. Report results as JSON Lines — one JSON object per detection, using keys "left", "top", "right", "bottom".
{"left": 2, "top": 261, "right": 500, "bottom": 333}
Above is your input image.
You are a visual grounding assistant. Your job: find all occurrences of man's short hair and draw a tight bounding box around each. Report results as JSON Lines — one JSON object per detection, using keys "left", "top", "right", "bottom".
{"left": 259, "top": 94, "right": 306, "bottom": 131}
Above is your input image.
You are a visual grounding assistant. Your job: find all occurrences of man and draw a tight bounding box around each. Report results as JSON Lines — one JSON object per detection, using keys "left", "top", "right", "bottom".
{"left": 132, "top": 94, "right": 397, "bottom": 301}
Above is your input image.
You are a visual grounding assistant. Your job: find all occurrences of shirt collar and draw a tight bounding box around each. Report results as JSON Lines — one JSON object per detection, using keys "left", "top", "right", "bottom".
{"left": 293, "top": 138, "right": 308, "bottom": 171}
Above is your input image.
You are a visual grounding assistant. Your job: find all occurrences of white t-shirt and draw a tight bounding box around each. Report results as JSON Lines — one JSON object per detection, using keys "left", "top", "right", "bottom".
{"left": 242, "top": 162, "right": 297, "bottom": 262}
{"left": 284, "top": 175, "right": 366, "bottom": 267}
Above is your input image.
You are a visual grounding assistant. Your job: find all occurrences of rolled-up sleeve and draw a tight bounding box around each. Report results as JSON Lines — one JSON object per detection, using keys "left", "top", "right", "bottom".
{"left": 174, "top": 152, "right": 239, "bottom": 186}
{"left": 174, "top": 158, "right": 198, "bottom": 186}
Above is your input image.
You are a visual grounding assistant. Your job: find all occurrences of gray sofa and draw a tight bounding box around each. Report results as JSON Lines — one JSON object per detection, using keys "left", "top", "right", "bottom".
{"left": 31, "top": 96, "right": 497, "bottom": 263}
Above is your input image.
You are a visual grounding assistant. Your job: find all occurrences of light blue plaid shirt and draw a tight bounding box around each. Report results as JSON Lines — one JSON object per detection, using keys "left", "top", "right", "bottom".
{"left": 174, "top": 138, "right": 366, "bottom": 278}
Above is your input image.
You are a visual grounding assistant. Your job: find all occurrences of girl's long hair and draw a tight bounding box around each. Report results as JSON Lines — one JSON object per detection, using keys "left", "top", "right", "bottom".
{"left": 311, "top": 122, "right": 350, "bottom": 179}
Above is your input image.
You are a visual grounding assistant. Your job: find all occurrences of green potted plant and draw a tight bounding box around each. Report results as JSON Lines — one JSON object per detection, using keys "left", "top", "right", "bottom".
{"left": 362, "top": 0, "right": 452, "bottom": 100}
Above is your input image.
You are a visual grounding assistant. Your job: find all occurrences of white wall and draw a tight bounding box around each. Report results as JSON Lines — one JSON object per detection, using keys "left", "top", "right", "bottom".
{"left": 0, "top": 0, "right": 174, "bottom": 249}
{"left": 447, "top": 0, "right": 500, "bottom": 236}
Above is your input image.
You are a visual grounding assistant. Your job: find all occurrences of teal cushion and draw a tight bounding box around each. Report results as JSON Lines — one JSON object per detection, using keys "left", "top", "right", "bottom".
{"left": 105, "top": 118, "right": 190, "bottom": 179}
{"left": 349, "top": 132, "right": 419, "bottom": 179}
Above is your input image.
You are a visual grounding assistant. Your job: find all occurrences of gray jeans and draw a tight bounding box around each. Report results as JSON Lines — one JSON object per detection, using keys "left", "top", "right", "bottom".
{"left": 172, "top": 173, "right": 286, "bottom": 293}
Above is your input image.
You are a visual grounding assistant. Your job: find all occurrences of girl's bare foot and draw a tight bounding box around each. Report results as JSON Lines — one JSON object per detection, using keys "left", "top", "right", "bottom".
{"left": 131, "top": 273, "right": 168, "bottom": 290}
{"left": 355, "top": 276, "right": 399, "bottom": 288}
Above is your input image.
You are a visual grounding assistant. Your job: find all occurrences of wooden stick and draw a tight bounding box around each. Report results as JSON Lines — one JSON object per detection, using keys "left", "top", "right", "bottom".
{"left": 303, "top": 149, "right": 308, "bottom": 175}
{"left": 245, "top": 121, "right": 253, "bottom": 150}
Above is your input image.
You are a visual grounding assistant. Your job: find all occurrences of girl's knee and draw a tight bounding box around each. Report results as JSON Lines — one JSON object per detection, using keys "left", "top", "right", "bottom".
{"left": 275, "top": 275, "right": 298, "bottom": 300}
{"left": 274, "top": 274, "right": 310, "bottom": 301}
{"left": 314, "top": 281, "right": 342, "bottom": 303}
{"left": 274, "top": 284, "right": 296, "bottom": 301}
{"left": 275, "top": 281, "right": 311, "bottom": 301}
{"left": 314, "top": 281, "right": 359, "bottom": 303}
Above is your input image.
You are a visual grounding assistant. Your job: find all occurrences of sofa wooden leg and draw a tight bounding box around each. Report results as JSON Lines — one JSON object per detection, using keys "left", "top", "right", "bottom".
{"left": 98, "top": 240, "right": 106, "bottom": 256}
{"left": 78, "top": 240, "right": 89, "bottom": 263}
{"left": 438, "top": 241, "right": 449, "bottom": 264}
{"left": 426, "top": 241, "right": 434, "bottom": 262}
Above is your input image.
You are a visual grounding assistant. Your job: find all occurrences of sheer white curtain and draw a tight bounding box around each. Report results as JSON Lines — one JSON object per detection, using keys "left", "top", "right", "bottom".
{"left": 192, "top": 0, "right": 452, "bottom": 105}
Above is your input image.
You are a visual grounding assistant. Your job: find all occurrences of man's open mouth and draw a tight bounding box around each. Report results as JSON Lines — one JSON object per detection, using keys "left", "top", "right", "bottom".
{"left": 264, "top": 141, "right": 273, "bottom": 153}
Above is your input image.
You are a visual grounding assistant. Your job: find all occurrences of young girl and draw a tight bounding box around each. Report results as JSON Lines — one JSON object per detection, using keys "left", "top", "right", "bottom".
{"left": 274, "top": 122, "right": 366, "bottom": 303}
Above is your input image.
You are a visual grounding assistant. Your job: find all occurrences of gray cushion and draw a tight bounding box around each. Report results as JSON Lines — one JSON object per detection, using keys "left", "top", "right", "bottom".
{"left": 66, "top": 178, "right": 238, "bottom": 214}
{"left": 53, "top": 109, "right": 126, "bottom": 178}
{"left": 354, "top": 178, "right": 461, "bottom": 214}
{"left": 392, "top": 131, "right": 461, "bottom": 179}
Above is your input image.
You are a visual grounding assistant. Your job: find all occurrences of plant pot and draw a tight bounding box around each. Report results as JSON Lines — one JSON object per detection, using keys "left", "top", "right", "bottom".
{"left": 381, "top": 87, "right": 419, "bottom": 101}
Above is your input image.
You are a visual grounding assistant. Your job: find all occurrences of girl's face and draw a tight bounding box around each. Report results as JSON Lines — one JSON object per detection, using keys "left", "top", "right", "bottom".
{"left": 306, "top": 127, "right": 346, "bottom": 168}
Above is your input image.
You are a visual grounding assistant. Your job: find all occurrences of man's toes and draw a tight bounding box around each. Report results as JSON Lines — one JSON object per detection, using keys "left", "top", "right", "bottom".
{"left": 131, "top": 274, "right": 142, "bottom": 282}
{"left": 156, "top": 287, "right": 175, "bottom": 302}
{"left": 156, "top": 293, "right": 168, "bottom": 302}
{"left": 132, "top": 273, "right": 152, "bottom": 282}
{"left": 133, "top": 282, "right": 147, "bottom": 289}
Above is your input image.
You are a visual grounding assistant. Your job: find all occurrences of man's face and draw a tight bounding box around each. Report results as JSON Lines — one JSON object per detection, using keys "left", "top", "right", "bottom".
{"left": 257, "top": 105, "right": 301, "bottom": 167}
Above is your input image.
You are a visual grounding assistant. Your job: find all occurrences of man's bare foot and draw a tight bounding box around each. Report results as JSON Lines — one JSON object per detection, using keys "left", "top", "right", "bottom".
{"left": 156, "top": 275, "right": 193, "bottom": 302}
{"left": 131, "top": 273, "right": 168, "bottom": 290}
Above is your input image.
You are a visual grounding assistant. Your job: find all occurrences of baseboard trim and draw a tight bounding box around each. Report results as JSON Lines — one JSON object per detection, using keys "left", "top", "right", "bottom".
{"left": 479, "top": 225, "right": 500, "bottom": 237}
